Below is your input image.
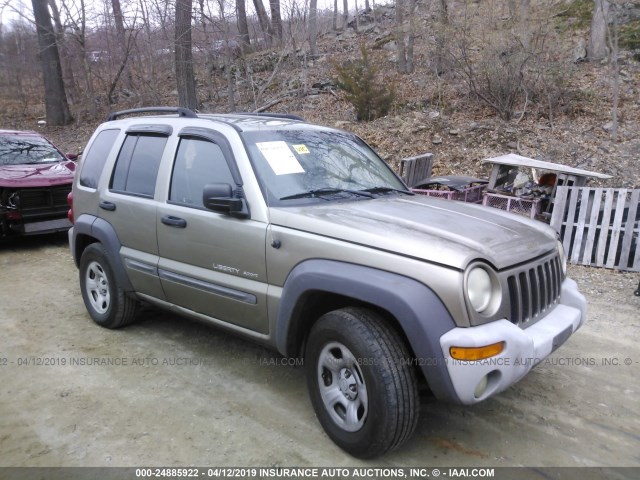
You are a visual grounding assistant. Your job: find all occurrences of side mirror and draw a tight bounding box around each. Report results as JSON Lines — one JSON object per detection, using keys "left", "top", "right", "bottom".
{"left": 66, "top": 153, "right": 79, "bottom": 161}
{"left": 203, "top": 183, "right": 248, "bottom": 218}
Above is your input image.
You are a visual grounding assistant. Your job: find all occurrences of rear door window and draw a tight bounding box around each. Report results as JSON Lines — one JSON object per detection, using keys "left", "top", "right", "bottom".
{"left": 110, "top": 134, "right": 168, "bottom": 197}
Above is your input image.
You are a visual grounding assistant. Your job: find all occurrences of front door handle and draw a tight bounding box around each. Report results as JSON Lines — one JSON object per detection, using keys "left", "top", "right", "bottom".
{"left": 161, "top": 215, "right": 187, "bottom": 228}
{"left": 99, "top": 200, "right": 116, "bottom": 211}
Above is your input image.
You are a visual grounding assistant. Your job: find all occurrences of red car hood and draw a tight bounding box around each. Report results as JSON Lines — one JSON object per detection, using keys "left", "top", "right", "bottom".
{"left": 0, "top": 160, "right": 76, "bottom": 187}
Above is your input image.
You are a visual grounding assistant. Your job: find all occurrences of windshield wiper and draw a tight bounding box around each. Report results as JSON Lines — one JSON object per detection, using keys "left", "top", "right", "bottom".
{"left": 280, "top": 187, "right": 374, "bottom": 201}
{"left": 362, "top": 186, "right": 414, "bottom": 196}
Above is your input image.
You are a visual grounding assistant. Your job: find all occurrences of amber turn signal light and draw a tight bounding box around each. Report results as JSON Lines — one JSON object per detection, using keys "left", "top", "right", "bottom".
{"left": 450, "top": 342, "right": 505, "bottom": 361}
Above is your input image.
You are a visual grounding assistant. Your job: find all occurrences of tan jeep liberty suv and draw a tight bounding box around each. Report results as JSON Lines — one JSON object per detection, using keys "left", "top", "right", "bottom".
{"left": 69, "top": 107, "right": 587, "bottom": 458}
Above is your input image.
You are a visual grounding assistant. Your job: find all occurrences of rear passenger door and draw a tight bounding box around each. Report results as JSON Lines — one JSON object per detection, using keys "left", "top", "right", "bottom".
{"left": 98, "top": 126, "right": 171, "bottom": 300}
{"left": 156, "top": 129, "right": 269, "bottom": 334}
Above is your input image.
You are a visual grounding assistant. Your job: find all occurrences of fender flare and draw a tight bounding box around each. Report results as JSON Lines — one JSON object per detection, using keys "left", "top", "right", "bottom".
{"left": 71, "top": 214, "right": 134, "bottom": 292}
{"left": 275, "top": 259, "right": 460, "bottom": 403}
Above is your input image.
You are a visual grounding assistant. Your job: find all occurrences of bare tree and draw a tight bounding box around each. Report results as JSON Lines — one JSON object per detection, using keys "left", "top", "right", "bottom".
{"left": 342, "top": 0, "right": 348, "bottom": 29}
{"left": 270, "top": 0, "right": 283, "bottom": 43}
{"left": 608, "top": 5, "right": 620, "bottom": 141}
{"left": 353, "top": 0, "right": 359, "bottom": 33}
{"left": 111, "top": 0, "right": 133, "bottom": 90}
{"left": 333, "top": 0, "right": 338, "bottom": 30}
{"left": 47, "top": 0, "right": 79, "bottom": 103}
{"left": 395, "top": 0, "right": 407, "bottom": 73}
{"left": 214, "top": 0, "right": 236, "bottom": 111}
{"left": 175, "top": 0, "right": 197, "bottom": 109}
{"left": 405, "top": 0, "right": 416, "bottom": 73}
{"left": 520, "top": 0, "right": 531, "bottom": 48}
{"left": 253, "top": 0, "right": 273, "bottom": 44}
{"left": 137, "top": 0, "right": 161, "bottom": 103}
{"left": 31, "top": 0, "right": 73, "bottom": 125}
{"left": 309, "top": 0, "right": 318, "bottom": 56}
{"left": 58, "top": 0, "right": 99, "bottom": 116}
{"left": 589, "top": 0, "right": 610, "bottom": 60}
{"left": 237, "top": 0, "right": 250, "bottom": 52}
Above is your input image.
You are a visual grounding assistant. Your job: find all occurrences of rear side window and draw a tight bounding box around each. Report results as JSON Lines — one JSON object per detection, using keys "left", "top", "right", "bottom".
{"left": 110, "top": 134, "right": 167, "bottom": 197}
{"left": 79, "top": 129, "right": 120, "bottom": 188}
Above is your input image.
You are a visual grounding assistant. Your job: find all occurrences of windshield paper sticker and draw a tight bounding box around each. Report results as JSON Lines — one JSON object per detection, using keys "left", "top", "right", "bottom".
{"left": 257, "top": 141, "right": 305, "bottom": 175}
{"left": 292, "top": 144, "right": 310, "bottom": 154}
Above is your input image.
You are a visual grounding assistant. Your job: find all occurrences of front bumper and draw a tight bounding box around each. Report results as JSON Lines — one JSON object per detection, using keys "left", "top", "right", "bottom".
{"left": 439, "top": 277, "right": 586, "bottom": 405}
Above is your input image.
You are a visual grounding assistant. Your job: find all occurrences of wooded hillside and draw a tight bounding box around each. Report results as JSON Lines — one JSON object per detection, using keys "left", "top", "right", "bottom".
{"left": 0, "top": 0, "right": 638, "bottom": 187}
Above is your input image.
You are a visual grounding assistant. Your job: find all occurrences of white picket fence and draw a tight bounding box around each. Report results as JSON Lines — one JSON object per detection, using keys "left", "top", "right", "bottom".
{"left": 550, "top": 187, "right": 640, "bottom": 272}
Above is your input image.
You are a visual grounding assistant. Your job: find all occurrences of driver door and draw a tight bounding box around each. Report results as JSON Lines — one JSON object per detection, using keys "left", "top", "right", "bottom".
{"left": 156, "top": 134, "right": 269, "bottom": 334}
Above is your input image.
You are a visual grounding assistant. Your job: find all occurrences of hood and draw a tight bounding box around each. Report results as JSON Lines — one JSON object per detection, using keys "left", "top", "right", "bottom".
{"left": 0, "top": 160, "right": 76, "bottom": 187}
{"left": 269, "top": 195, "right": 556, "bottom": 270}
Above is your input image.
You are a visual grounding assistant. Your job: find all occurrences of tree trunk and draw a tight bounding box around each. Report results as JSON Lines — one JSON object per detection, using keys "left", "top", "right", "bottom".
{"left": 434, "top": 0, "right": 448, "bottom": 74}
{"left": 354, "top": 0, "right": 359, "bottom": 33}
{"left": 333, "top": 0, "right": 338, "bottom": 30}
{"left": 589, "top": 0, "right": 610, "bottom": 60}
{"left": 269, "top": 0, "right": 283, "bottom": 43}
{"left": 520, "top": 0, "right": 531, "bottom": 48}
{"left": 111, "top": 0, "right": 134, "bottom": 90}
{"left": 309, "top": 0, "right": 318, "bottom": 56}
{"left": 31, "top": 0, "right": 73, "bottom": 125}
{"left": 138, "top": 0, "right": 161, "bottom": 103}
{"left": 395, "top": 0, "right": 407, "bottom": 73}
{"left": 608, "top": 5, "right": 619, "bottom": 141}
{"left": 342, "top": 0, "right": 348, "bottom": 29}
{"left": 175, "top": 0, "right": 198, "bottom": 109}
{"left": 406, "top": 0, "right": 416, "bottom": 73}
{"left": 252, "top": 0, "right": 273, "bottom": 45}
{"left": 47, "top": 0, "right": 79, "bottom": 104}
{"left": 236, "top": 0, "right": 250, "bottom": 53}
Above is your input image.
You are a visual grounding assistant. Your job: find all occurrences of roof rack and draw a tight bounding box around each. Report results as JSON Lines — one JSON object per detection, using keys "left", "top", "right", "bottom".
{"left": 232, "top": 112, "right": 305, "bottom": 122}
{"left": 107, "top": 107, "right": 198, "bottom": 122}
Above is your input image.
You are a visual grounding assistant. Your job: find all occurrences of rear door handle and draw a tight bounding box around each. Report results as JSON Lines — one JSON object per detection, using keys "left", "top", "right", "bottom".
{"left": 161, "top": 215, "right": 187, "bottom": 228}
{"left": 99, "top": 200, "right": 116, "bottom": 211}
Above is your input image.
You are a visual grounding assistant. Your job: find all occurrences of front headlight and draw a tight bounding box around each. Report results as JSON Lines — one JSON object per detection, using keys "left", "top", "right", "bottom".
{"left": 466, "top": 266, "right": 499, "bottom": 314}
{"left": 557, "top": 240, "right": 567, "bottom": 276}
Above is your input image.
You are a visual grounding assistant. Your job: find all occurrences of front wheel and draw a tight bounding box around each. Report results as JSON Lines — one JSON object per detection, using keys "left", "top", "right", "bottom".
{"left": 305, "top": 307, "right": 419, "bottom": 458}
{"left": 79, "top": 243, "right": 138, "bottom": 328}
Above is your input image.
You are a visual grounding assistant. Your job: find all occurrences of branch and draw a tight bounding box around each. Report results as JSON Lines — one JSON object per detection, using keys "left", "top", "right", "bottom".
{"left": 254, "top": 88, "right": 335, "bottom": 113}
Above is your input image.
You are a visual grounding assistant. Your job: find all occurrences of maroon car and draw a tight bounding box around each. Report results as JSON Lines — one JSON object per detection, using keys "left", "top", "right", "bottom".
{"left": 0, "top": 129, "right": 76, "bottom": 235}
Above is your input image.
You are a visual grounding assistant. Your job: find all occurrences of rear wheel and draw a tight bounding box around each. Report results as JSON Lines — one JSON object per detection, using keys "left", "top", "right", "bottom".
{"left": 79, "top": 243, "right": 138, "bottom": 328}
{"left": 305, "top": 307, "right": 419, "bottom": 458}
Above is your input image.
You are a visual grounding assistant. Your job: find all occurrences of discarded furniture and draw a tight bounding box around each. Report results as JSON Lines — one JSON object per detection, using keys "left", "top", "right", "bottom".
{"left": 412, "top": 175, "right": 488, "bottom": 204}
{"left": 482, "top": 192, "right": 542, "bottom": 219}
{"left": 481, "top": 153, "right": 612, "bottom": 221}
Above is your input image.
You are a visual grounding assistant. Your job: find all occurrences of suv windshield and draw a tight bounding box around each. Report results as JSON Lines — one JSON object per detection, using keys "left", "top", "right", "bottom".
{"left": 0, "top": 134, "right": 65, "bottom": 166}
{"left": 242, "top": 129, "right": 408, "bottom": 205}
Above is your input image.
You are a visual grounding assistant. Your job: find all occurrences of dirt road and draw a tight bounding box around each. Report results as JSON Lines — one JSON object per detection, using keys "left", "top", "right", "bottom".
{"left": 0, "top": 234, "right": 638, "bottom": 468}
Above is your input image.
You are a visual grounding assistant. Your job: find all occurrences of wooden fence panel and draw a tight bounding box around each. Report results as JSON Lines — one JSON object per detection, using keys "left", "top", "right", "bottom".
{"left": 399, "top": 153, "right": 434, "bottom": 187}
{"left": 551, "top": 187, "right": 640, "bottom": 272}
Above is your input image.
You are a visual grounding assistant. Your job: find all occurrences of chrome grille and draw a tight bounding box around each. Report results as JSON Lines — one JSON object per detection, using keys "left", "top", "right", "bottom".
{"left": 507, "top": 255, "right": 562, "bottom": 325}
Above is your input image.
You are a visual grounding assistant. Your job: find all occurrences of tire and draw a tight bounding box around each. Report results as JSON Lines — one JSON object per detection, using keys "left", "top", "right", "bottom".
{"left": 305, "top": 307, "right": 419, "bottom": 458}
{"left": 79, "top": 243, "right": 138, "bottom": 328}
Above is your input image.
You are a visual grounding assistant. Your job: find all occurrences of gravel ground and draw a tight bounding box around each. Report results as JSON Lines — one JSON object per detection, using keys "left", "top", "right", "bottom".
{"left": 0, "top": 233, "right": 638, "bottom": 470}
